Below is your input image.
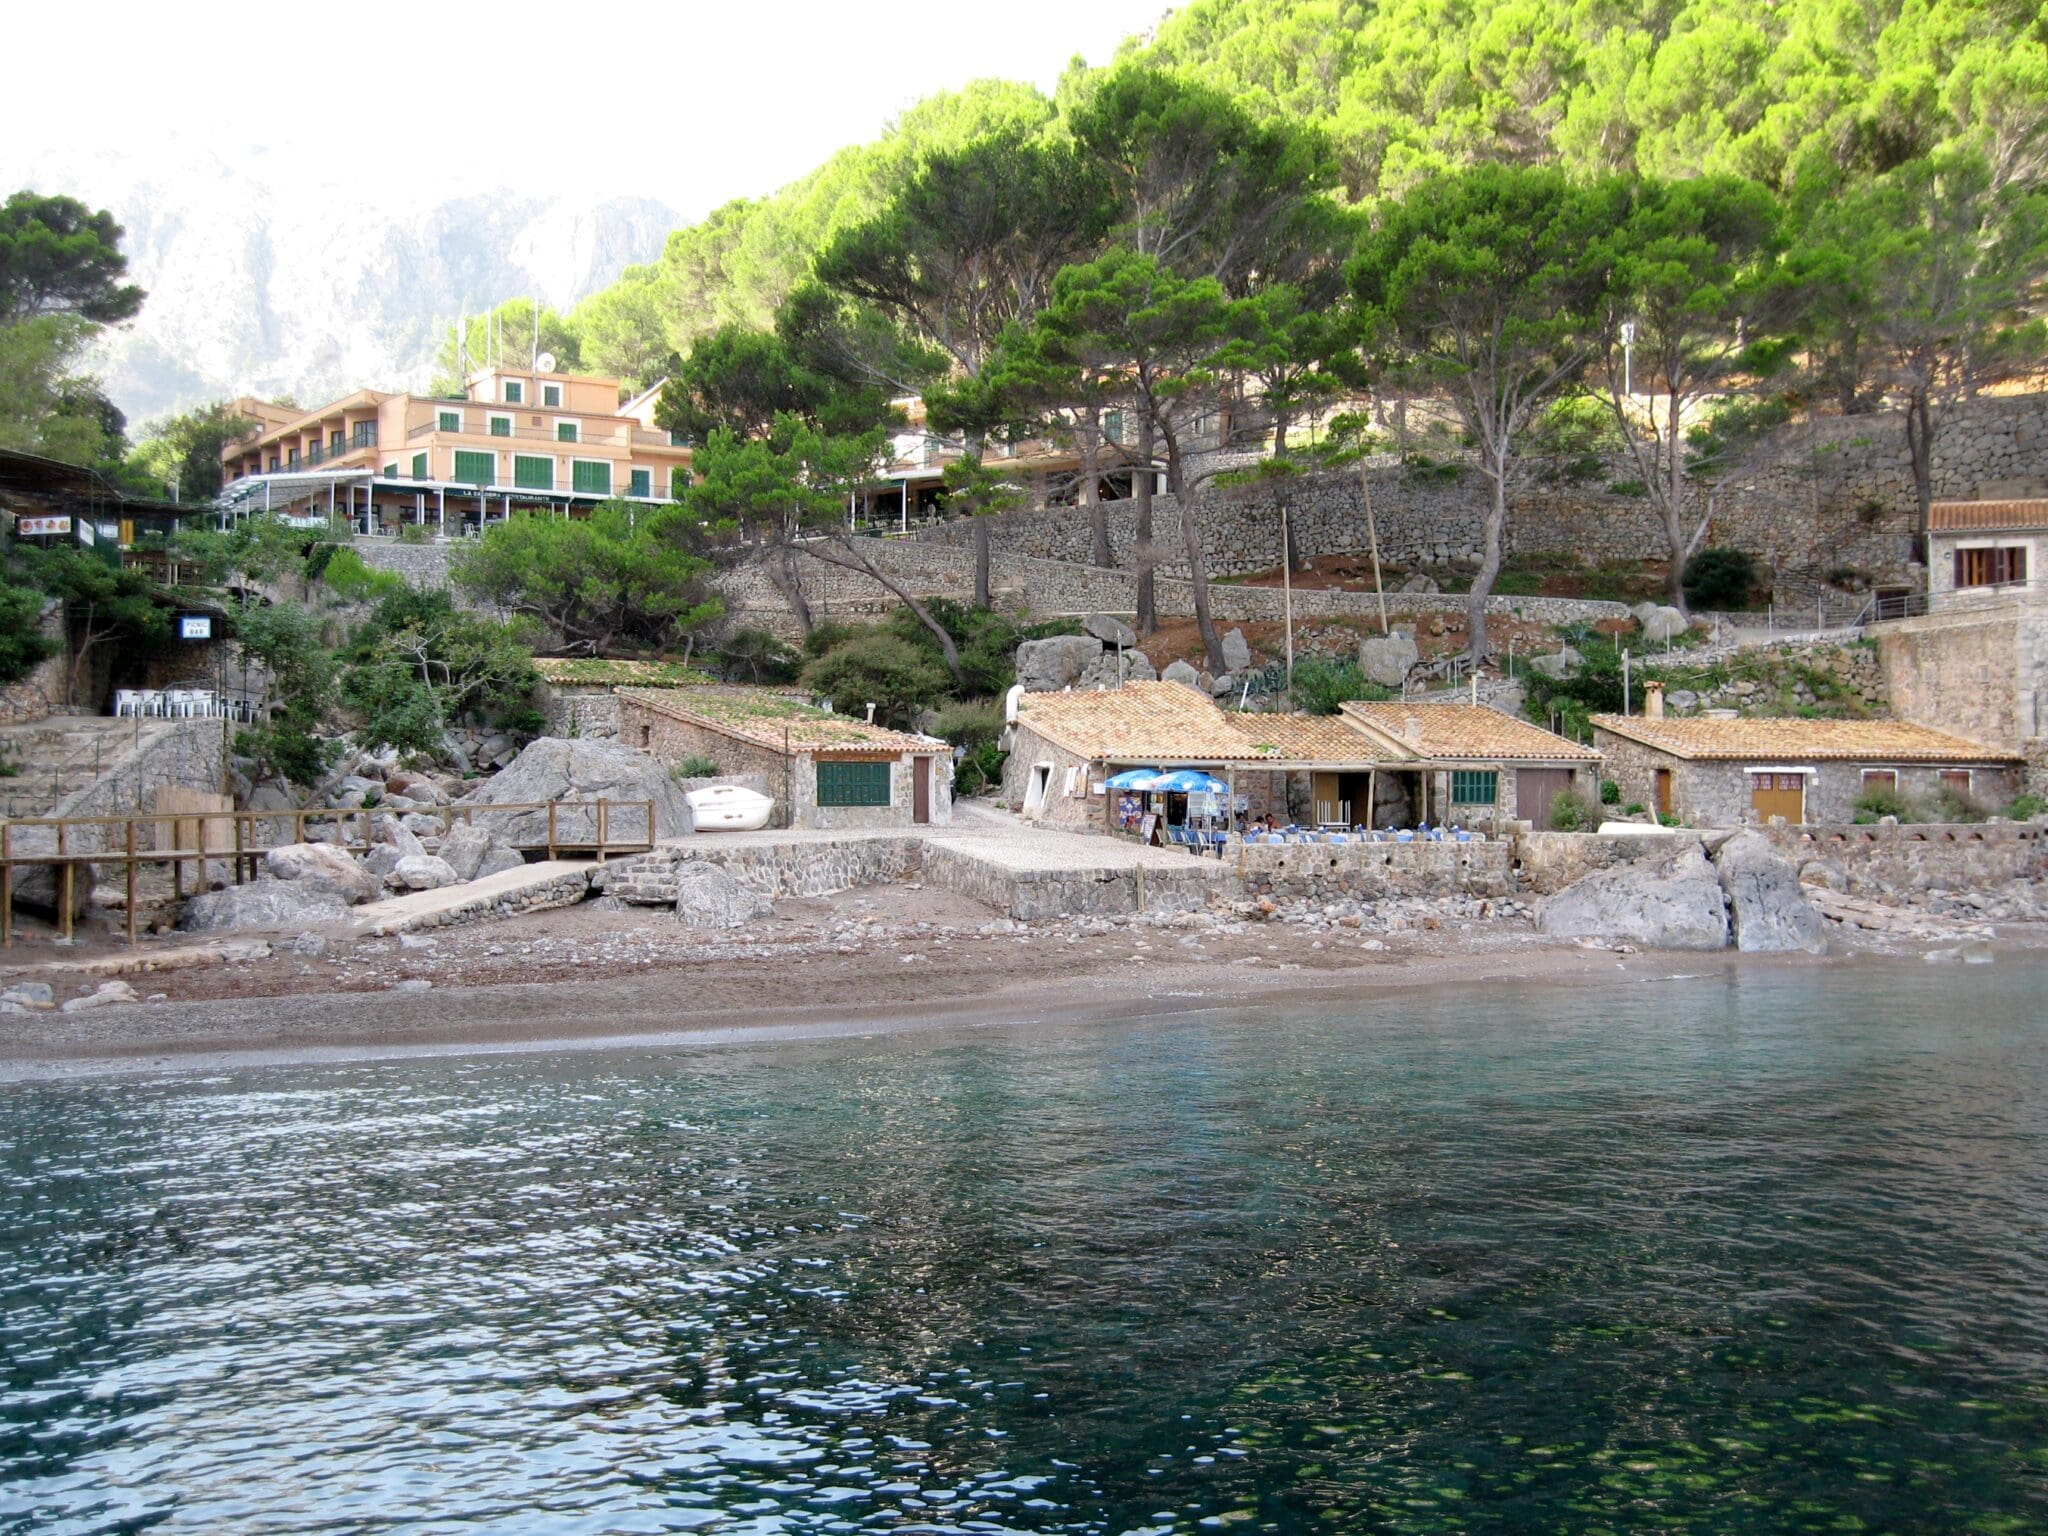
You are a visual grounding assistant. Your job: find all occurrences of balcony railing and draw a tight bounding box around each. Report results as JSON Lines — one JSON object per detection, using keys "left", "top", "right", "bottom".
{"left": 407, "top": 418, "right": 627, "bottom": 447}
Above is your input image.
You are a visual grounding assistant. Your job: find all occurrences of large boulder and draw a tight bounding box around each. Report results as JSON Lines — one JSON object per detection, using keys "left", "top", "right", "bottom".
{"left": 1357, "top": 632, "right": 1421, "bottom": 688}
{"left": 457, "top": 738, "right": 694, "bottom": 846}
{"left": 1162, "top": 659, "right": 1202, "bottom": 689}
{"left": 672, "top": 860, "right": 775, "bottom": 929}
{"left": 1399, "top": 572, "right": 1440, "bottom": 594}
{"left": 437, "top": 822, "right": 526, "bottom": 882}
{"left": 391, "top": 855, "right": 459, "bottom": 892}
{"left": 1638, "top": 605, "right": 1689, "bottom": 643}
{"left": 1078, "top": 647, "right": 1156, "bottom": 690}
{"left": 1537, "top": 842, "right": 1731, "bottom": 950}
{"left": 1714, "top": 831, "right": 1828, "bottom": 953}
{"left": 1221, "top": 628, "right": 1253, "bottom": 672}
{"left": 1526, "top": 645, "right": 1581, "bottom": 680}
{"left": 4, "top": 826, "right": 92, "bottom": 921}
{"left": 372, "top": 815, "right": 426, "bottom": 861}
{"left": 184, "top": 879, "right": 350, "bottom": 933}
{"left": 263, "top": 842, "right": 380, "bottom": 905}
{"left": 1015, "top": 634, "right": 1105, "bottom": 692}
{"left": 1082, "top": 612, "right": 1138, "bottom": 649}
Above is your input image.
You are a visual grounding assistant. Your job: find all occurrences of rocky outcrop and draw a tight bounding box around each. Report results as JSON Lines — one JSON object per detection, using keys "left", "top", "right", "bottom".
{"left": 183, "top": 880, "right": 351, "bottom": 933}
{"left": 672, "top": 860, "right": 775, "bottom": 929}
{"left": 1221, "top": 628, "right": 1252, "bottom": 672}
{"left": 391, "top": 855, "right": 459, "bottom": 892}
{"left": 1162, "top": 659, "right": 1202, "bottom": 688}
{"left": 264, "top": 842, "right": 380, "bottom": 905}
{"left": 1016, "top": 635, "right": 1106, "bottom": 692}
{"left": 1633, "top": 603, "right": 1689, "bottom": 642}
{"left": 1536, "top": 842, "right": 1732, "bottom": 950}
{"left": 1083, "top": 613, "right": 1137, "bottom": 648}
{"left": 1357, "top": 632, "right": 1420, "bottom": 688}
{"left": 1713, "top": 831, "right": 1828, "bottom": 953}
{"left": 458, "top": 738, "right": 693, "bottom": 844}
{"left": 437, "top": 822, "right": 525, "bottom": 882}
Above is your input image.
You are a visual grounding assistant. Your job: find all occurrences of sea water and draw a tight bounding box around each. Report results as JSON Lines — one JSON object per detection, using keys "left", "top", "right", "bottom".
{"left": 2, "top": 959, "right": 2045, "bottom": 1534}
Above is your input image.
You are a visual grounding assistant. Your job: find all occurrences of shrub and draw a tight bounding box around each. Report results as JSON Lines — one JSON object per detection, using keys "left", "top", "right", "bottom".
{"left": 716, "top": 625, "right": 802, "bottom": 684}
{"left": 1598, "top": 778, "right": 1621, "bottom": 805}
{"left": 235, "top": 710, "right": 336, "bottom": 788}
{"left": 397, "top": 522, "right": 433, "bottom": 545}
{"left": 800, "top": 632, "right": 949, "bottom": 728}
{"left": 1681, "top": 548, "right": 1758, "bottom": 610}
{"left": 1546, "top": 789, "right": 1595, "bottom": 831}
{"left": 1851, "top": 785, "right": 1913, "bottom": 823}
{"left": 1622, "top": 802, "right": 1646, "bottom": 816}
{"left": 1928, "top": 786, "right": 1986, "bottom": 824}
{"left": 928, "top": 701, "right": 1003, "bottom": 749}
{"left": 1289, "top": 658, "right": 1394, "bottom": 716}
{"left": 2005, "top": 793, "right": 2047, "bottom": 821}
{"left": 1606, "top": 478, "right": 1648, "bottom": 497}
{"left": 674, "top": 754, "right": 720, "bottom": 778}
{"left": 1657, "top": 812, "right": 1682, "bottom": 828}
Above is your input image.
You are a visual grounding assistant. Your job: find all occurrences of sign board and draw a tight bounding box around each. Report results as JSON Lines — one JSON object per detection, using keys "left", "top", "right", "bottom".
{"left": 1138, "top": 813, "right": 1159, "bottom": 846}
{"left": 76, "top": 518, "right": 96, "bottom": 545}
{"left": 14, "top": 515, "right": 71, "bottom": 537}
{"left": 176, "top": 615, "right": 214, "bottom": 641}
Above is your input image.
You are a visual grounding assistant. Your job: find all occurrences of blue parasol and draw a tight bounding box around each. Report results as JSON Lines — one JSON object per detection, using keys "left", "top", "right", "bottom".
{"left": 1104, "top": 767, "right": 1163, "bottom": 789}
{"left": 1148, "top": 769, "right": 1231, "bottom": 795}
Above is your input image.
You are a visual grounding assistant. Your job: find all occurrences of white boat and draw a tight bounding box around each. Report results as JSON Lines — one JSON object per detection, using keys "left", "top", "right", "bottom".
{"left": 686, "top": 784, "right": 773, "bottom": 832}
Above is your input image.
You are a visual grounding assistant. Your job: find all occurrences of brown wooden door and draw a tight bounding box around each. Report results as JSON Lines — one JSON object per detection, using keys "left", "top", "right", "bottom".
{"left": 912, "top": 756, "right": 931, "bottom": 824}
{"left": 1654, "top": 769, "right": 1673, "bottom": 819}
{"left": 1749, "top": 772, "right": 1805, "bottom": 824}
{"left": 1516, "top": 769, "right": 1573, "bottom": 825}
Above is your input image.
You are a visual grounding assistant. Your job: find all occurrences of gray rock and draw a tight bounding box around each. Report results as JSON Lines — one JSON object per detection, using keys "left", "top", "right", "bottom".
{"left": 1714, "top": 832, "right": 1828, "bottom": 954}
{"left": 4, "top": 825, "right": 93, "bottom": 920}
{"left": 373, "top": 816, "right": 426, "bottom": 860}
{"left": 391, "top": 855, "right": 459, "bottom": 891}
{"left": 1124, "top": 650, "right": 1158, "bottom": 682}
{"left": 1162, "top": 659, "right": 1203, "bottom": 689}
{"left": 475, "top": 846, "right": 526, "bottom": 879}
{"left": 1220, "top": 628, "right": 1252, "bottom": 672}
{"left": 291, "top": 931, "right": 329, "bottom": 957}
{"left": 60, "top": 980, "right": 139, "bottom": 1013}
{"left": 400, "top": 811, "right": 445, "bottom": 838}
{"left": 263, "top": 843, "right": 380, "bottom": 905}
{"left": 1398, "top": 572, "right": 1440, "bottom": 594}
{"left": 672, "top": 860, "right": 775, "bottom": 929}
{"left": 1209, "top": 672, "right": 1239, "bottom": 698}
{"left": 436, "top": 823, "right": 494, "bottom": 881}
{"left": 1639, "top": 605, "right": 1688, "bottom": 643}
{"left": 183, "top": 880, "right": 350, "bottom": 933}
{"left": 1078, "top": 647, "right": 1158, "bottom": 690}
{"left": 1357, "top": 632, "right": 1421, "bottom": 688}
{"left": 1526, "top": 645, "right": 1582, "bottom": 680}
{"left": 1536, "top": 843, "right": 1731, "bottom": 950}
{"left": 1, "top": 982, "right": 54, "bottom": 1009}
{"left": 247, "top": 782, "right": 298, "bottom": 814}
{"left": 364, "top": 843, "right": 403, "bottom": 881}
{"left": 1015, "top": 634, "right": 1106, "bottom": 692}
{"left": 390, "top": 978, "right": 433, "bottom": 993}
{"left": 458, "top": 738, "right": 694, "bottom": 845}
{"left": 1082, "top": 612, "right": 1137, "bottom": 649}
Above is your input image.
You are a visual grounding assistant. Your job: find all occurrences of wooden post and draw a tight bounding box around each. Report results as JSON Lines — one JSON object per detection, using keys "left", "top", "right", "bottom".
{"left": 1366, "top": 766, "right": 1378, "bottom": 830}
{"left": 2, "top": 821, "right": 11, "bottom": 949}
{"left": 58, "top": 821, "right": 73, "bottom": 945}
{"left": 234, "top": 813, "right": 245, "bottom": 885}
{"left": 125, "top": 820, "right": 138, "bottom": 947}
{"left": 596, "top": 799, "right": 609, "bottom": 864}
{"left": 547, "top": 801, "right": 558, "bottom": 861}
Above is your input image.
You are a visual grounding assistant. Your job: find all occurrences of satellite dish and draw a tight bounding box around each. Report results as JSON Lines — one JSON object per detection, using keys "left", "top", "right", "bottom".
{"left": 535, "top": 351, "right": 557, "bottom": 373}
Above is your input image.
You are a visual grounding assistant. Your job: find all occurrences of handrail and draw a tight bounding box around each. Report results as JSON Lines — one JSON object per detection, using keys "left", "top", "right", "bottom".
{"left": 0, "top": 797, "right": 656, "bottom": 949}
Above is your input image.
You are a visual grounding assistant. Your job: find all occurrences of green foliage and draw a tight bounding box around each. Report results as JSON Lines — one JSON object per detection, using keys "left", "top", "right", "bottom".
{"left": 1928, "top": 785, "right": 1986, "bottom": 824}
{"left": 397, "top": 521, "right": 433, "bottom": 545}
{"left": 173, "top": 512, "right": 340, "bottom": 590}
{"left": 1852, "top": 784, "right": 1914, "bottom": 822}
{"left": 0, "top": 571, "right": 54, "bottom": 685}
{"left": 712, "top": 625, "right": 802, "bottom": 685}
{"left": 0, "top": 191, "right": 144, "bottom": 325}
{"left": 1547, "top": 789, "right": 1595, "bottom": 831}
{"left": 235, "top": 713, "right": 335, "bottom": 789}
{"left": 929, "top": 701, "right": 1008, "bottom": 796}
{"left": 1606, "top": 479, "right": 1647, "bottom": 498}
{"left": 881, "top": 599, "right": 1029, "bottom": 698}
{"left": 339, "top": 587, "right": 543, "bottom": 756}
{"left": 1622, "top": 802, "right": 1646, "bottom": 816}
{"left": 657, "top": 324, "right": 887, "bottom": 443}
{"left": 451, "top": 500, "right": 723, "bottom": 655}
{"left": 686, "top": 416, "right": 886, "bottom": 540}
{"left": 798, "top": 631, "right": 950, "bottom": 729}
{"left": 2004, "top": 794, "right": 2047, "bottom": 821}
{"left": 674, "top": 754, "right": 720, "bottom": 779}
{"left": 1682, "top": 548, "right": 1759, "bottom": 610}
{"left": 127, "top": 401, "right": 256, "bottom": 502}
{"left": 229, "top": 597, "right": 339, "bottom": 787}
{"left": 14, "top": 542, "right": 170, "bottom": 705}
{"left": 1288, "top": 658, "right": 1393, "bottom": 715}
{"left": 318, "top": 546, "right": 408, "bottom": 604}
{"left": 1598, "top": 778, "right": 1620, "bottom": 805}
{"left": 429, "top": 298, "right": 580, "bottom": 395}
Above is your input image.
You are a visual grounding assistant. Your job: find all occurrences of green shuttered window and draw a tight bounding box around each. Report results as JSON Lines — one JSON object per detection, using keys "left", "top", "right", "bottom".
{"left": 489, "top": 416, "right": 511, "bottom": 437}
{"left": 503, "top": 381, "right": 523, "bottom": 404}
{"left": 816, "top": 759, "right": 891, "bottom": 807}
{"left": 629, "top": 467, "right": 651, "bottom": 498}
{"left": 513, "top": 455, "right": 553, "bottom": 490}
{"left": 556, "top": 421, "right": 579, "bottom": 442}
{"left": 438, "top": 410, "right": 461, "bottom": 432}
{"left": 1450, "top": 769, "right": 1498, "bottom": 805}
{"left": 452, "top": 450, "right": 494, "bottom": 486}
{"left": 571, "top": 461, "right": 610, "bottom": 494}
{"left": 410, "top": 453, "right": 428, "bottom": 480}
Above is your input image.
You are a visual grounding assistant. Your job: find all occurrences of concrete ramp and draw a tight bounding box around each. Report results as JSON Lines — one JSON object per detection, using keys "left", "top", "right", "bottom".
{"left": 351, "top": 860, "right": 594, "bottom": 936}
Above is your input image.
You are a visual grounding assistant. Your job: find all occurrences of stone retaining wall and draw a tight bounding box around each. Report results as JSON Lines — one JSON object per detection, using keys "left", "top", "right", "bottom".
{"left": 1228, "top": 838, "right": 1517, "bottom": 902}
{"left": 1759, "top": 821, "right": 2047, "bottom": 897}
{"left": 921, "top": 843, "right": 1220, "bottom": 920}
{"left": 603, "top": 837, "right": 926, "bottom": 902}
{"left": 360, "top": 866, "right": 594, "bottom": 935}
{"left": 351, "top": 538, "right": 459, "bottom": 589}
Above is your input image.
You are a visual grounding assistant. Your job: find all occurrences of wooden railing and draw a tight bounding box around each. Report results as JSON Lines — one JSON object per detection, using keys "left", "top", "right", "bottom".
{"left": 0, "top": 798, "right": 656, "bottom": 949}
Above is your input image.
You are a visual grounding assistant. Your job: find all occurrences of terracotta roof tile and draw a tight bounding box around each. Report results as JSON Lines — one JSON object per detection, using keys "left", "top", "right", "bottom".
{"left": 1588, "top": 713, "right": 2021, "bottom": 762}
{"left": 1339, "top": 700, "right": 1602, "bottom": 761}
{"left": 619, "top": 687, "right": 941, "bottom": 754}
{"left": 1015, "top": 681, "right": 1404, "bottom": 764}
{"left": 1929, "top": 499, "right": 2048, "bottom": 532}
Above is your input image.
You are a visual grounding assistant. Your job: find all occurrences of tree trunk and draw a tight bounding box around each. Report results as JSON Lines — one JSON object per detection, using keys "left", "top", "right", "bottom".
{"left": 1133, "top": 422, "right": 1157, "bottom": 636}
{"left": 1272, "top": 408, "right": 1290, "bottom": 460}
{"left": 1080, "top": 431, "right": 1111, "bottom": 568}
{"left": 1662, "top": 386, "right": 1689, "bottom": 615}
{"left": 800, "top": 536, "right": 965, "bottom": 685}
{"left": 1905, "top": 389, "right": 1935, "bottom": 552}
{"left": 1467, "top": 454, "right": 1509, "bottom": 668}
{"left": 766, "top": 544, "right": 814, "bottom": 637}
{"left": 1183, "top": 500, "right": 1229, "bottom": 675}
{"left": 973, "top": 516, "right": 991, "bottom": 609}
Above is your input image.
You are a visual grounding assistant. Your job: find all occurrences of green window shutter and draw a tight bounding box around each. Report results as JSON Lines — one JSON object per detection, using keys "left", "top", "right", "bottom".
{"left": 629, "top": 468, "right": 651, "bottom": 498}
{"left": 571, "top": 461, "right": 610, "bottom": 494}
{"left": 411, "top": 453, "right": 428, "bottom": 480}
{"left": 556, "top": 421, "right": 579, "bottom": 443}
{"left": 504, "top": 382, "right": 523, "bottom": 404}
{"left": 816, "top": 759, "right": 892, "bottom": 807}
{"left": 542, "top": 384, "right": 561, "bottom": 407}
{"left": 1450, "top": 769, "right": 1498, "bottom": 805}
{"left": 489, "top": 416, "right": 511, "bottom": 437}
{"left": 513, "top": 455, "right": 554, "bottom": 490}
{"left": 382, "top": 462, "right": 398, "bottom": 478}
{"left": 452, "top": 450, "right": 495, "bottom": 486}
{"left": 438, "top": 410, "right": 461, "bottom": 432}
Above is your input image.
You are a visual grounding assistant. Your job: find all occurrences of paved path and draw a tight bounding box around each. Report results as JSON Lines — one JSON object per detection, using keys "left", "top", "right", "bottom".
{"left": 350, "top": 859, "right": 595, "bottom": 936}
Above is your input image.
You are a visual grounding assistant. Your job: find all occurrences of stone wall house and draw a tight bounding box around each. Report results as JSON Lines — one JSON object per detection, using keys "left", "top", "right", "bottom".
{"left": 1335, "top": 701, "right": 1604, "bottom": 830}
{"left": 533, "top": 658, "right": 708, "bottom": 740}
{"left": 615, "top": 686, "right": 951, "bottom": 831}
{"left": 1926, "top": 499, "right": 2048, "bottom": 601}
{"left": 1590, "top": 712, "right": 2024, "bottom": 826}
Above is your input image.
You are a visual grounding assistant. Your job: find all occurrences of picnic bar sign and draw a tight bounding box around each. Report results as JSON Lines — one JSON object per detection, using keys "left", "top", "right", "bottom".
{"left": 12, "top": 515, "right": 71, "bottom": 537}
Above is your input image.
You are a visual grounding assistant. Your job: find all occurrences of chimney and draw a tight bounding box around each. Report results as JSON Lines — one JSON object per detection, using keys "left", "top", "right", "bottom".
{"left": 1644, "top": 680, "right": 1665, "bottom": 720}
{"left": 1403, "top": 714, "right": 1423, "bottom": 748}
{"left": 864, "top": 702, "right": 877, "bottom": 724}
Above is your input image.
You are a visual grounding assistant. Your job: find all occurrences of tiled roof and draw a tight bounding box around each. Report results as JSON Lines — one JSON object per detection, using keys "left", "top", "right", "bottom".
{"left": 619, "top": 687, "right": 941, "bottom": 754}
{"left": 533, "top": 657, "right": 711, "bottom": 688}
{"left": 1588, "top": 713, "right": 2022, "bottom": 762}
{"left": 1340, "top": 700, "right": 1602, "bottom": 762}
{"left": 1015, "top": 681, "right": 1404, "bottom": 764}
{"left": 1929, "top": 499, "right": 2048, "bottom": 532}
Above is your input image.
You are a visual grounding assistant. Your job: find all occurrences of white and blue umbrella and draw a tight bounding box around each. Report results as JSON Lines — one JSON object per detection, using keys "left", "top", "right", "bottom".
{"left": 1148, "top": 769, "right": 1230, "bottom": 795}
{"left": 1104, "top": 767, "right": 1163, "bottom": 789}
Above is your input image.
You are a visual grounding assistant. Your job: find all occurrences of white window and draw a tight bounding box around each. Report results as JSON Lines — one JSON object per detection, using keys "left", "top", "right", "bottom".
{"left": 541, "top": 382, "right": 562, "bottom": 408}
{"left": 502, "top": 379, "right": 524, "bottom": 405}
{"left": 487, "top": 413, "right": 513, "bottom": 439}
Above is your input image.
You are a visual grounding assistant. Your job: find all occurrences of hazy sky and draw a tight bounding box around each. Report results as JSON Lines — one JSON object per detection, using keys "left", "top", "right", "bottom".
{"left": 11, "top": 0, "right": 1180, "bottom": 212}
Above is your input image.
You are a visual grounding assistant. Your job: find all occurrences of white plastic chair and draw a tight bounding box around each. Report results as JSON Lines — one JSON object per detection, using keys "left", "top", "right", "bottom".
{"left": 113, "top": 689, "right": 141, "bottom": 718}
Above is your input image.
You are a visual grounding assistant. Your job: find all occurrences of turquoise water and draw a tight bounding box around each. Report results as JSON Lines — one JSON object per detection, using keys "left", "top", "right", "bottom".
{"left": 3, "top": 960, "right": 2046, "bottom": 1534}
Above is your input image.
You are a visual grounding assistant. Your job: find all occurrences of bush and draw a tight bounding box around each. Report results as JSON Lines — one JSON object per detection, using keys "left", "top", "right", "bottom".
{"left": 715, "top": 625, "right": 802, "bottom": 684}
{"left": 1598, "top": 778, "right": 1621, "bottom": 805}
{"left": 1851, "top": 784, "right": 1914, "bottom": 823}
{"left": 2005, "top": 793, "right": 2047, "bottom": 821}
{"left": 1657, "top": 812, "right": 1683, "bottom": 828}
{"left": 1682, "top": 548, "right": 1758, "bottom": 610}
{"left": 1622, "top": 802, "right": 1646, "bottom": 816}
{"left": 397, "top": 521, "right": 433, "bottom": 544}
{"left": 0, "top": 575, "right": 55, "bottom": 687}
{"left": 235, "top": 710, "right": 336, "bottom": 788}
{"left": 928, "top": 701, "right": 1003, "bottom": 749}
{"left": 800, "top": 632, "right": 949, "bottom": 728}
{"left": 1606, "top": 478, "right": 1648, "bottom": 497}
{"left": 1546, "top": 788, "right": 1595, "bottom": 831}
{"left": 674, "top": 754, "right": 720, "bottom": 778}
{"left": 1928, "top": 786, "right": 1986, "bottom": 824}
{"left": 1288, "top": 658, "right": 1394, "bottom": 716}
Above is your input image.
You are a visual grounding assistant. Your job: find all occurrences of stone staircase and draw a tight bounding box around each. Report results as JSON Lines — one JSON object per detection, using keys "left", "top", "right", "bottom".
{"left": 0, "top": 716, "right": 162, "bottom": 820}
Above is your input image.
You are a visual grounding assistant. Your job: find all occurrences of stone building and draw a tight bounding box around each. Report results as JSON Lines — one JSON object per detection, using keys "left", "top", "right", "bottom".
{"left": 532, "top": 658, "right": 708, "bottom": 740}
{"left": 1926, "top": 498, "right": 2046, "bottom": 601}
{"left": 1336, "top": 701, "right": 1604, "bottom": 829}
{"left": 1590, "top": 711, "right": 2023, "bottom": 826}
{"left": 615, "top": 686, "right": 951, "bottom": 831}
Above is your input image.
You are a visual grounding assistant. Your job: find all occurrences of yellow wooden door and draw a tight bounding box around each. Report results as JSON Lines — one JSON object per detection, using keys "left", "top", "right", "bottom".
{"left": 1749, "top": 773, "right": 1805, "bottom": 824}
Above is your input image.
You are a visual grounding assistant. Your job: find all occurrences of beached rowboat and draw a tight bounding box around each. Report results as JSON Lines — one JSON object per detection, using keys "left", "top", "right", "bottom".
{"left": 686, "top": 784, "right": 774, "bottom": 832}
